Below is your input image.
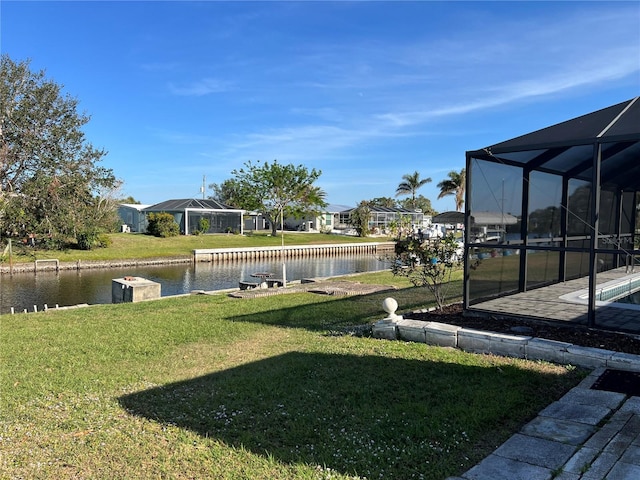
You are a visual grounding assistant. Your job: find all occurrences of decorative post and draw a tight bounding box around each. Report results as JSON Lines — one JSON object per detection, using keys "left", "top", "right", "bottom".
{"left": 372, "top": 297, "right": 401, "bottom": 340}
{"left": 381, "top": 297, "right": 402, "bottom": 321}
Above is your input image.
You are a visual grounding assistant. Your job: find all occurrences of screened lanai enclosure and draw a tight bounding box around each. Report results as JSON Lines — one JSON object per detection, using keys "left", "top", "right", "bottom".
{"left": 464, "top": 97, "right": 640, "bottom": 333}
{"left": 144, "top": 199, "right": 244, "bottom": 234}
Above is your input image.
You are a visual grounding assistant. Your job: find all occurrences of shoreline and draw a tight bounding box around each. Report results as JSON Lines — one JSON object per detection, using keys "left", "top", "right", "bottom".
{"left": 0, "top": 256, "right": 193, "bottom": 275}
{"left": 1, "top": 241, "right": 395, "bottom": 275}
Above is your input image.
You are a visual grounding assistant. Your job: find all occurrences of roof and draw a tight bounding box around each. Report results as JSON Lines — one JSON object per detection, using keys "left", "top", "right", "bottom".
{"left": 145, "top": 198, "right": 240, "bottom": 211}
{"left": 484, "top": 97, "right": 640, "bottom": 152}
{"left": 325, "top": 203, "right": 353, "bottom": 212}
{"left": 467, "top": 97, "right": 640, "bottom": 191}
{"left": 119, "top": 203, "right": 151, "bottom": 211}
{"left": 470, "top": 211, "right": 518, "bottom": 225}
{"left": 432, "top": 211, "right": 464, "bottom": 224}
{"left": 433, "top": 210, "right": 518, "bottom": 225}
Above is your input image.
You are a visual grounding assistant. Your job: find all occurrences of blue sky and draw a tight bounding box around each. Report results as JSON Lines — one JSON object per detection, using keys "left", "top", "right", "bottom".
{"left": 2, "top": 1, "right": 639, "bottom": 212}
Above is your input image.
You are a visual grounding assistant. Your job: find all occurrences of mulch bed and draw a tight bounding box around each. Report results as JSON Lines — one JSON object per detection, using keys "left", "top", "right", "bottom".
{"left": 404, "top": 303, "right": 640, "bottom": 356}
{"left": 591, "top": 369, "right": 640, "bottom": 396}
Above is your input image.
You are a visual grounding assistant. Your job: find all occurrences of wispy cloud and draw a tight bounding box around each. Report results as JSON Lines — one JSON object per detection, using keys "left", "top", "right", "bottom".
{"left": 138, "top": 62, "right": 180, "bottom": 72}
{"left": 168, "top": 78, "right": 231, "bottom": 96}
{"left": 161, "top": 0, "right": 639, "bottom": 179}
{"left": 363, "top": 7, "right": 640, "bottom": 128}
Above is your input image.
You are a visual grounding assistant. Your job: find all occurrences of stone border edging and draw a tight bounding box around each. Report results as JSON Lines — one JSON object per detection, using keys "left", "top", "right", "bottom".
{"left": 372, "top": 318, "right": 640, "bottom": 371}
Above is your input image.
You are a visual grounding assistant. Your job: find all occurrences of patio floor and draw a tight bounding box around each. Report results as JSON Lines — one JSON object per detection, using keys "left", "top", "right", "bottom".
{"left": 468, "top": 267, "right": 640, "bottom": 334}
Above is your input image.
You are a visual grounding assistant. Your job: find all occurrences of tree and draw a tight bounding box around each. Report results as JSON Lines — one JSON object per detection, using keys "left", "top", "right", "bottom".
{"left": 398, "top": 195, "right": 436, "bottom": 216}
{"left": 348, "top": 200, "right": 372, "bottom": 237}
{"left": 208, "top": 178, "right": 243, "bottom": 207}
{"left": 118, "top": 195, "right": 141, "bottom": 205}
{"left": 395, "top": 171, "right": 432, "bottom": 210}
{"left": 369, "top": 196, "right": 397, "bottom": 209}
{"left": 437, "top": 168, "right": 466, "bottom": 211}
{"left": 386, "top": 214, "right": 412, "bottom": 240}
{"left": 0, "top": 55, "right": 120, "bottom": 248}
{"left": 229, "top": 160, "right": 326, "bottom": 236}
{"left": 529, "top": 206, "right": 561, "bottom": 237}
{"left": 391, "top": 234, "right": 462, "bottom": 310}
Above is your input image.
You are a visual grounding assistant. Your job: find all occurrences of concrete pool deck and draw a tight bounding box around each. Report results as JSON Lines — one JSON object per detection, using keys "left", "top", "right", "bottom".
{"left": 468, "top": 267, "right": 640, "bottom": 334}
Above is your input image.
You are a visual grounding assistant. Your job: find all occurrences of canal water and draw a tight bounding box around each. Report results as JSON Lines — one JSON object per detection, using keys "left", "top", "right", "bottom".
{"left": 0, "top": 254, "right": 391, "bottom": 314}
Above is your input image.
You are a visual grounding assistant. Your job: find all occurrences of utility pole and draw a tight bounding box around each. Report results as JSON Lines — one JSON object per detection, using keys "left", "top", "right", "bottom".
{"left": 201, "top": 175, "right": 206, "bottom": 199}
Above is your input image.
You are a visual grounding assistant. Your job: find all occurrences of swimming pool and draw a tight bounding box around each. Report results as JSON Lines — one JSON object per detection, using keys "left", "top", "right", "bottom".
{"left": 559, "top": 273, "right": 640, "bottom": 311}
{"left": 614, "top": 289, "right": 640, "bottom": 305}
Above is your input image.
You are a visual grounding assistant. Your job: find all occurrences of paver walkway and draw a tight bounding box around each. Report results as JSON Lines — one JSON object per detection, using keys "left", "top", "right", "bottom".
{"left": 447, "top": 368, "right": 640, "bottom": 480}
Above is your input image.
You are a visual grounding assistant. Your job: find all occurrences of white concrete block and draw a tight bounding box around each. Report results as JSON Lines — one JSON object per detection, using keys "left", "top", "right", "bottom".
{"left": 396, "top": 319, "right": 426, "bottom": 343}
{"left": 526, "top": 338, "right": 572, "bottom": 364}
{"left": 607, "top": 352, "right": 640, "bottom": 371}
{"left": 424, "top": 322, "right": 460, "bottom": 348}
{"left": 565, "top": 346, "right": 614, "bottom": 369}
{"left": 457, "top": 328, "right": 492, "bottom": 354}
{"left": 372, "top": 321, "right": 398, "bottom": 340}
{"left": 489, "top": 333, "right": 531, "bottom": 359}
{"left": 112, "top": 277, "right": 161, "bottom": 303}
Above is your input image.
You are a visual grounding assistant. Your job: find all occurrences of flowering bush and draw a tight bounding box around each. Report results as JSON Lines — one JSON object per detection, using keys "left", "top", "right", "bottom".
{"left": 391, "top": 234, "right": 462, "bottom": 310}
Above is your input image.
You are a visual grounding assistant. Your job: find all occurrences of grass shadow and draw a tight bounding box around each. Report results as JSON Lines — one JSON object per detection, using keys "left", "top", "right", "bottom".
{"left": 227, "top": 283, "right": 464, "bottom": 333}
{"left": 119, "top": 351, "right": 577, "bottom": 479}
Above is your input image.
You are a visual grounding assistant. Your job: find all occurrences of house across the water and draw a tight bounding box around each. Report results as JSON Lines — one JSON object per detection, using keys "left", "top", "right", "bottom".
{"left": 118, "top": 199, "right": 244, "bottom": 234}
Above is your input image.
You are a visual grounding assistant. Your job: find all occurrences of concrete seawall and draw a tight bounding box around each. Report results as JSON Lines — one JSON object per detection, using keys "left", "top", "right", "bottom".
{"left": 193, "top": 242, "right": 395, "bottom": 262}
{"left": 0, "top": 256, "right": 192, "bottom": 274}
{"left": 1, "top": 242, "right": 395, "bottom": 274}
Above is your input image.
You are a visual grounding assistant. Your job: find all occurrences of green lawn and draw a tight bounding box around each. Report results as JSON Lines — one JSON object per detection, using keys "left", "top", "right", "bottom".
{"left": 1, "top": 271, "right": 586, "bottom": 479}
{"left": 3, "top": 232, "right": 391, "bottom": 264}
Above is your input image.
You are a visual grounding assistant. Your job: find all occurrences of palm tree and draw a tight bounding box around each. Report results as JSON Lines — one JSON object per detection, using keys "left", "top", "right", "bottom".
{"left": 395, "top": 171, "right": 432, "bottom": 210}
{"left": 437, "top": 168, "right": 466, "bottom": 211}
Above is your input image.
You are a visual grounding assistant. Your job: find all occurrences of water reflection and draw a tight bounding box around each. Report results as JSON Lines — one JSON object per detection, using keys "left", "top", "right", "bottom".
{"left": 0, "top": 254, "right": 390, "bottom": 314}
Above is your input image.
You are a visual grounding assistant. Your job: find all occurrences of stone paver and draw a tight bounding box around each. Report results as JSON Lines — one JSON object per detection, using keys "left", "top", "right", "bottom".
{"left": 563, "top": 446, "right": 601, "bottom": 475}
{"left": 561, "top": 388, "right": 626, "bottom": 410}
{"left": 605, "top": 462, "right": 640, "bottom": 479}
{"left": 620, "top": 443, "right": 640, "bottom": 464}
{"left": 522, "top": 416, "right": 596, "bottom": 445}
{"left": 462, "top": 454, "right": 552, "bottom": 480}
{"left": 539, "top": 400, "right": 612, "bottom": 426}
{"left": 619, "top": 397, "right": 640, "bottom": 415}
{"left": 492, "top": 433, "right": 576, "bottom": 468}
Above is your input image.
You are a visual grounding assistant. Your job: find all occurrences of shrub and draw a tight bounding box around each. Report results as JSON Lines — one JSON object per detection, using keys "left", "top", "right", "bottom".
{"left": 97, "top": 234, "right": 112, "bottom": 248}
{"left": 76, "top": 231, "right": 99, "bottom": 250}
{"left": 147, "top": 212, "right": 179, "bottom": 238}
{"left": 75, "top": 231, "right": 112, "bottom": 250}
{"left": 198, "top": 217, "right": 210, "bottom": 234}
{"left": 391, "top": 234, "right": 462, "bottom": 310}
{"left": 42, "top": 236, "right": 67, "bottom": 251}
